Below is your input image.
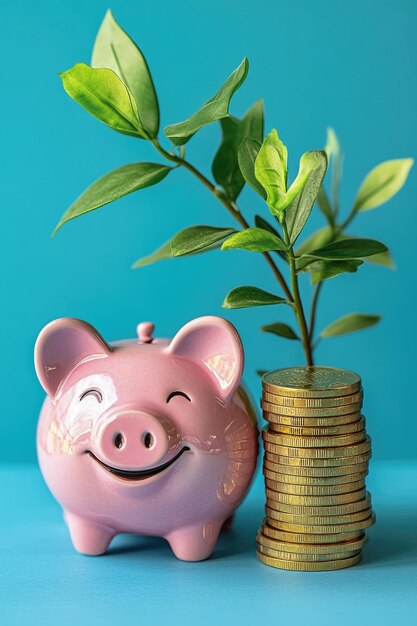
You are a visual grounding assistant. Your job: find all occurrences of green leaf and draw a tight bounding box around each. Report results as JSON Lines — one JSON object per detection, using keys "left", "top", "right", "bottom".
{"left": 309, "top": 260, "right": 363, "bottom": 284}
{"left": 254, "top": 215, "right": 281, "bottom": 238}
{"left": 322, "top": 232, "right": 394, "bottom": 269}
{"left": 261, "top": 323, "right": 299, "bottom": 340}
{"left": 222, "top": 227, "right": 287, "bottom": 252}
{"left": 164, "top": 58, "right": 249, "bottom": 145}
{"left": 222, "top": 286, "right": 287, "bottom": 309}
{"left": 281, "top": 150, "right": 326, "bottom": 212}
{"left": 133, "top": 225, "right": 235, "bottom": 268}
{"left": 60, "top": 63, "right": 145, "bottom": 137}
{"left": 284, "top": 151, "right": 328, "bottom": 243}
{"left": 329, "top": 233, "right": 395, "bottom": 269}
{"left": 321, "top": 313, "right": 381, "bottom": 338}
{"left": 325, "top": 128, "right": 342, "bottom": 215}
{"left": 254, "top": 215, "right": 288, "bottom": 263}
{"left": 92, "top": 10, "right": 159, "bottom": 138}
{"left": 295, "top": 227, "right": 335, "bottom": 272}
{"left": 296, "top": 226, "right": 334, "bottom": 257}
{"left": 306, "top": 238, "right": 387, "bottom": 260}
{"left": 353, "top": 159, "right": 413, "bottom": 211}
{"left": 212, "top": 100, "right": 264, "bottom": 200}
{"left": 53, "top": 163, "right": 172, "bottom": 234}
{"left": 366, "top": 250, "right": 395, "bottom": 269}
{"left": 257, "top": 370, "right": 268, "bottom": 378}
{"left": 238, "top": 138, "right": 266, "bottom": 198}
{"left": 254, "top": 129, "right": 288, "bottom": 214}
{"left": 316, "top": 186, "right": 334, "bottom": 224}
{"left": 171, "top": 226, "right": 236, "bottom": 256}
{"left": 133, "top": 240, "right": 173, "bottom": 268}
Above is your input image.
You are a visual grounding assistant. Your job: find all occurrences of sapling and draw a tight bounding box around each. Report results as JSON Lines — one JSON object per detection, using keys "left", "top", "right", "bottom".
{"left": 55, "top": 10, "right": 413, "bottom": 366}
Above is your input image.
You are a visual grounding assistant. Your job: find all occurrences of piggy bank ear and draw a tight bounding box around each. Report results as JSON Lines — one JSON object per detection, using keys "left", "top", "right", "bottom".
{"left": 168, "top": 316, "right": 244, "bottom": 403}
{"left": 34, "top": 318, "right": 110, "bottom": 397}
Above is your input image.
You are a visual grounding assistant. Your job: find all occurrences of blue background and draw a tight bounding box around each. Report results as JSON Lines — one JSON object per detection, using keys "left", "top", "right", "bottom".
{"left": 2, "top": 0, "right": 417, "bottom": 463}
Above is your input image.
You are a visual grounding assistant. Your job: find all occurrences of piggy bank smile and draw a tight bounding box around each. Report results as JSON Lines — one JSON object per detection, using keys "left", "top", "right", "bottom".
{"left": 35, "top": 316, "right": 258, "bottom": 561}
{"left": 85, "top": 446, "right": 191, "bottom": 482}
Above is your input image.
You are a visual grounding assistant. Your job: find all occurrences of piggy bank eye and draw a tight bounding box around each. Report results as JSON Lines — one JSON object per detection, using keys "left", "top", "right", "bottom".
{"left": 79, "top": 388, "right": 103, "bottom": 403}
{"left": 167, "top": 390, "right": 191, "bottom": 403}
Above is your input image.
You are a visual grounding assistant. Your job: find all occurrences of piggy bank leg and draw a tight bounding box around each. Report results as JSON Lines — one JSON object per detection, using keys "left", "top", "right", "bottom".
{"left": 166, "top": 521, "right": 223, "bottom": 561}
{"left": 65, "top": 511, "right": 115, "bottom": 556}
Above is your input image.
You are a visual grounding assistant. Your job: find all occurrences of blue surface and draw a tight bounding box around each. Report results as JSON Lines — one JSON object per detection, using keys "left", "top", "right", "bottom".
{"left": 1, "top": 462, "right": 416, "bottom": 625}
{"left": 1, "top": 0, "right": 417, "bottom": 463}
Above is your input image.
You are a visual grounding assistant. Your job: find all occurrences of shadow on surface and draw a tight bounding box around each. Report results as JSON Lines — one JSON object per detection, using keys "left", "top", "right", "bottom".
{"left": 363, "top": 508, "right": 417, "bottom": 568}
{"left": 213, "top": 505, "right": 261, "bottom": 560}
{"left": 104, "top": 505, "right": 417, "bottom": 567}
{"left": 105, "top": 500, "right": 263, "bottom": 561}
{"left": 107, "top": 534, "right": 168, "bottom": 556}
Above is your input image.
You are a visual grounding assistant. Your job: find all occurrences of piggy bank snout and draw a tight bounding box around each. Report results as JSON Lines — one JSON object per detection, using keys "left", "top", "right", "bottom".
{"left": 96, "top": 411, "right": 172, "bottom": 470}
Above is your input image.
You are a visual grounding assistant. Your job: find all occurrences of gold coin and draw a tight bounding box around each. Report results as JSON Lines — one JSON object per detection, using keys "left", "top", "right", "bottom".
{"left": 263, "top": 468, "right": 368, "bottom": 486}
{"left": 257, "top": 550, "right": 362, "bottom": 571}
{"left": 262, "top": 459, "right": 369, "bottom": 477}
{"left": 266, "top": 500, "right": 370, "bottom": 518}
{"left": 261, "top": 521, "right": 364, "bottom": 544}
{"left": 264, "top": 452, "right": 372, "bottom": 467}
{"left": 266, "top": 512, "right": 376, "bottom": 534}
{"left": 266, "top": 495, "right": 371, "bottom": 516}
{"left": 268, "top": 418, "right": 366, "bottom": 436}
{"left": 264, "top": 477, "right": 366, "bottom": 494}
{"left": 256, "top": 543, "right": 361, "bottom": 562}
{"left": 256, "top": 531, "right": 367, "bottom": 554}
{"left": 264, "top": 448, "right": 371, "bottom": 467}
{"left": 265, "top": 487, "right": 368, "bottom": 506}
{"left": 262, "top": 429, "right": 366, "bottom": 448}
{"left": 264, "top": 437, "right": 371, "bottom": 458}
{"left": 263, "top": 411, "right": 363, "bottom": 427}
{"left": 262, "top": 390, "right": 363, "bottom": 408}
{"left": 263, "top": 367, "right": 362, "bottom": 398}
{"left": 266, "top": 505, "right": 373, "bottom": 526}
{"left": 261, "top": 400, "right": 363, "bottom": 417}
{"left": 265, "top": 452, "right": 371, "bottom": 474}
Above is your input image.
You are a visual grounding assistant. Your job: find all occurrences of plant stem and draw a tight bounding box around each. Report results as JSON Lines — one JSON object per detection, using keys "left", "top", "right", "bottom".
{"left": 151, "top": 139, "right": 293, "bottom": 303}
{"left": 336, "top": 207, "right": 356, "bottom": 233}
{"left": 282, "top": 223, "right": 314, "bottom": 366}
{"left": 306, "top": 204, "right": 358, "bottom": 349}
{"left": 309, "top": 281, "right": 323, "bottom": 342}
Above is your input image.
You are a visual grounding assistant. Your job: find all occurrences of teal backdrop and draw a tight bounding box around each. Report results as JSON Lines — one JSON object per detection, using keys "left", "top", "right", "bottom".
{"left": 1, "top": 0, "right": 416, "bottom": 462}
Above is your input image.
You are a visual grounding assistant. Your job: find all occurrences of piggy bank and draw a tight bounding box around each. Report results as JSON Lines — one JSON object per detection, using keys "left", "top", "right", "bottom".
{"left": 35, "top": 316, "right": 258, "bottom": 561}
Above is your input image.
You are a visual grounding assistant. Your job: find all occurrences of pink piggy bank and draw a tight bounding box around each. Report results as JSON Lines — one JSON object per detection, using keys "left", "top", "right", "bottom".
{"left": 35, "top": 316, "right": 258, "bottom": 561}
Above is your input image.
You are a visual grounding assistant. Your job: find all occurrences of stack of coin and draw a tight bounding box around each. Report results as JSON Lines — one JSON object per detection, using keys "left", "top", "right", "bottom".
{"left": 257, "top": 366, "right": 375, "bottom": 571}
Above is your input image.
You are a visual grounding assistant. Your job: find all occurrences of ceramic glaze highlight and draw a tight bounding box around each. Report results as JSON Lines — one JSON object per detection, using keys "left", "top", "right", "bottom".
{"left": 35, "top": 316, "right": 258, "bottom": 561}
